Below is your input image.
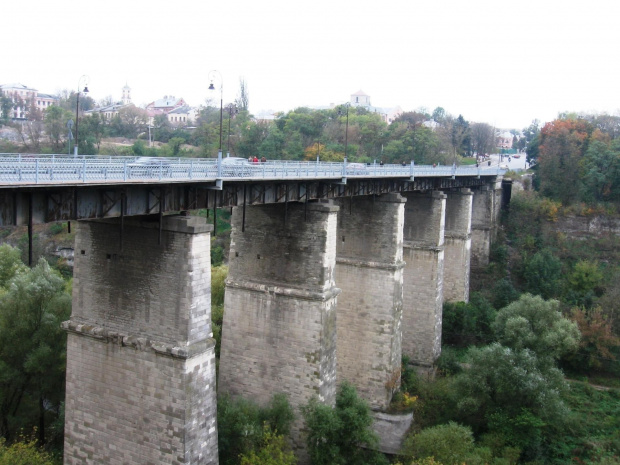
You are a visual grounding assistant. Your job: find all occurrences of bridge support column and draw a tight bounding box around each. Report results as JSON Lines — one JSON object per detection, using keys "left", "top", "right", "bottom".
{"left": 218, "top": 202, "right": 340, "bottom": 454}
{"left": 402, "top": 191, "right": 446, "bottom": 372}
{"left": 334, "top": 193, "right": 405, "bottom": 410}
{"left": 63, "top": 215, "right": 218, "bottom": 465}
{"left": 443, "top": 189, "right": 473, "bottom": 303}
{"left": 471, "top": 182, "right": 502, "bottom": 269}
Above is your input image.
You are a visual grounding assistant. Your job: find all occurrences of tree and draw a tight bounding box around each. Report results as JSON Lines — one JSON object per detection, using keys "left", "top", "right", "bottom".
{"left": 236, "top": 78, "right": 249, "bottom": 111}
{"left": 0, "top": 244, "right": 26, "bottom": 289}
{"left": 44, "top": 105, "right": 72, "bottom": 152}
{"left": 0, "top": 96, "right": 13, "bottom": 124}
{"left": 301, "top": 382, "right": 388, "bottom": 465}
{"left": 432, "top": 107, "right": 446, "bottom": 124}
{"left": 579, "top": 139, "right": 620, "bottom": 203}
{"left": 522, "top": 249, "right": 563, "bottom": 299}
{"left": 470, "top": 123, "right": 496, "bottom": 158}
{"left": 0, "top": 257, "right": 71, "bottom": 444}
{"left": 454, "top": 343, "right": 569, "bottom": 448}
{"left": 79, "top": 113, "right": 106, "bottom": 153}
{"left": 567, "top": 307, "right": 620, "bottom": 371}
{"left": 538, "top": 118, "right": 591, "bottom": 203}
{"left": 492, "top": 294, "right": 580, "bottom": 361}
{"left": 109, "top": 105, "right": 147, "bottom": 138}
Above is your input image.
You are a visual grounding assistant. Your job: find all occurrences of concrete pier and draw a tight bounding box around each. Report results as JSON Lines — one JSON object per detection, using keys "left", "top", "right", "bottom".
{"left": 63, "top": 215, "right": 218, "bottom": 465}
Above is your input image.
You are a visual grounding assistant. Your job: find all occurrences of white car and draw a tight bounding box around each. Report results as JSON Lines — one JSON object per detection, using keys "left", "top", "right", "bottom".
{"left": 221, "top": 157, "right": 249, "bottom": 165}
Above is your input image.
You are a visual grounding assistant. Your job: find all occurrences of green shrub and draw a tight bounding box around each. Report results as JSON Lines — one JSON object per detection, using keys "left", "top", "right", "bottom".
{"left": 301, "top": 381, "right": 388, "bottom": 465}
{"left": 218, "top": 393, "right": 295, "bottom": 465}
{"left": 401, "top": 422, "right": 476, "bottom": 465}
{"left": 0, "top": 438, "right": 57, "bottom": 465}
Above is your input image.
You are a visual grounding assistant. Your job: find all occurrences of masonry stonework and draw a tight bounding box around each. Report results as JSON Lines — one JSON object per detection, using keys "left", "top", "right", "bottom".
{"left": 218, "top": 202, "right": 340, "bottom": 455}
{"left": 471, "top": 183, "right": 502, "bottom": 269}
{"left": 63, "top": 215, "right": 218, "bottom": 465}
{"left": 401, "top": 191, "right": 446, "bottom": 369}
{"left": 443, "top": 189, "right": 473, "bottom": 303}
{"left": 334, "top": 194, "right": 405, "bottom": 410}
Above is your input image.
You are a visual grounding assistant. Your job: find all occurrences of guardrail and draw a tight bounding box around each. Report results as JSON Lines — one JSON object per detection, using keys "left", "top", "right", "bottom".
{"left": 0, "top": 154, "right": 505, "bottom": 186}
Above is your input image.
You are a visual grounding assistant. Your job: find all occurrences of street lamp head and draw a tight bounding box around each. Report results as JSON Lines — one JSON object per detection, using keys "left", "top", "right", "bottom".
{"left": 208, "top": 82, "right": 215, "bottom": 91}
{"left": 83, "top": 85, "right": 89, "bottom": 94}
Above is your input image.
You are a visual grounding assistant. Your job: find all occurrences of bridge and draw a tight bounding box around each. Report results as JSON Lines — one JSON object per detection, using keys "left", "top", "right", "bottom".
{"left": 0, "top": 154, "right": 509, "bottom": 464}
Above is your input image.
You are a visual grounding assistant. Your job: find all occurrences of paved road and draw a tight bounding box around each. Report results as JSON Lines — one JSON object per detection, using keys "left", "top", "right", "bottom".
{"left": 489, "top": 153, "right": 529, "bottom": 171}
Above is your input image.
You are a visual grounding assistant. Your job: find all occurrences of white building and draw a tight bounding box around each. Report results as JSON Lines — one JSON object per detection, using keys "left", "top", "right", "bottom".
{"left": 0, "top": 83, "right": 58, "bottom": 120}
{"left": 348, "top": 90, "right": 402, "bottom": 124}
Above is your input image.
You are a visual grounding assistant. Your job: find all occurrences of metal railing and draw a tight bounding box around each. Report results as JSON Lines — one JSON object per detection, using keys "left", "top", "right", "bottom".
{"left": 0, "top": 154, "right": 505, "bottom": 186}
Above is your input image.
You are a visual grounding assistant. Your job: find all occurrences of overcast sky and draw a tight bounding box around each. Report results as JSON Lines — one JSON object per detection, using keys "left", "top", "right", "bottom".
{"left": 4, "top": 0, "right": 619, "bottom": 129}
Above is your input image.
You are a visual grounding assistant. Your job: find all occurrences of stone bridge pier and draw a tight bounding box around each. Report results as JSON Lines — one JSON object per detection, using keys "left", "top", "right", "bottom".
{"left": 401, "top": 191, "right": 446, "bottom": 371}
{"left": 63, "top": 215, "right": 218, "bottom": 464}
{"left": 218, "top": 201, "right": 340, "bottom": 455}
{"left": 443, "top": 188, "right": 473, "bottom": 303}
{"left": 333, "top": 193, "right": 405, "bottom": 410}
{"left": 471, "top": 182, "right": 502, "bottom": 269}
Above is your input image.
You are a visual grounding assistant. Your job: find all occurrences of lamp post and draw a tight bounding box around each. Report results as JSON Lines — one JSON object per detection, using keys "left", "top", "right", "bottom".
{"left": 226, "top": 103, "right": 237, "bottom": 157}
{"left": 208, "top": 70, "right": 223, "bottom": 165}
{"left": 74, "top": 75, "right": 90, "bottom": 157}
{"left": 338, "top": 102, "right": 350, "bottom": 162}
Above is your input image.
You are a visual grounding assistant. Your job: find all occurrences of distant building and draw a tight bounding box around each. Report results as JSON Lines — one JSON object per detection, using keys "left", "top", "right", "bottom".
{"left": 86, "top": 84, "right": 133, "bottom": 120}
{"left": 145, "top": 96, "right": 191, "bottom": 125}
{"left": 497, "top": 131, "right": 513, "bottom": 149}
{"left": 347, "top": 90, "right": 402, "bottom": 124}
{"left": 166, "top": 105, "right": 195, "bottom": 126}
{"left": 0, "top": 83, "right": 58, "bottom": 120}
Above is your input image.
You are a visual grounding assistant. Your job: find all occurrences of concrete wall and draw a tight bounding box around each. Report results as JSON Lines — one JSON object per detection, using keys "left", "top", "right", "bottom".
{"left": 63, "top": 215, "right": 218, "bottom": 465}
{"left": 334, "top": 194, "right": 405, "bottom": 410}
{"left": 443, "top": 189, "right": 473, "bottom": 303}
{"left": 218, "top": 202, "right": 340, "bottom": 454}
{"left": 402, "top": 192, "right": 446, "bottom": 368}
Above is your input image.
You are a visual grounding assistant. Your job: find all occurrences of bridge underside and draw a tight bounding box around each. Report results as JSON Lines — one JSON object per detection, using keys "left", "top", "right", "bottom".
{"left": 0, "top": 176, "right": 496, "bottom": 227}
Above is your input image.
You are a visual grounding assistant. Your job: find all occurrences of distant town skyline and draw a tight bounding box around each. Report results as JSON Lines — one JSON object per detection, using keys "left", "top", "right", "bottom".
{"left": 5, "top": 0, "right": 620, "bottom": 130}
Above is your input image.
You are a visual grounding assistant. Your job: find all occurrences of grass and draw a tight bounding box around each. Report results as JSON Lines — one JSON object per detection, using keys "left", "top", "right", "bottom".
{"left": 551, "top": 381, "right": 620, "bottom": 464}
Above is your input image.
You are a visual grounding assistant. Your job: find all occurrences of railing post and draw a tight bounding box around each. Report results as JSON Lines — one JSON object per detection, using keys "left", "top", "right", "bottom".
{"left": 35, "top": 159, "right": 39, "bottom": 184}
{"left": 82, "top": 159, "right": 87, "bottom": 182}
{"left": 124, "top": 160, "right": 128, "bottom": 181}
{"left": 190, "top": 160, "right": 194, "bottom": 179}
{"left": 410, "top": 160, "right": 415, "bottom": 181}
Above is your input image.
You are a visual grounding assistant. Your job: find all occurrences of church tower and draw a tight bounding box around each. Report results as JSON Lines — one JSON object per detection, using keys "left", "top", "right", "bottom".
{"left": 122, "top": 83, "right": 131, "bottom": 105}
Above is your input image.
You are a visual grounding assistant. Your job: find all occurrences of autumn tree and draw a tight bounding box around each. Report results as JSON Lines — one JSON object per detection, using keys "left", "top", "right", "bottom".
{"left": 538, "top": 118, "right": 591, "bottom": 204}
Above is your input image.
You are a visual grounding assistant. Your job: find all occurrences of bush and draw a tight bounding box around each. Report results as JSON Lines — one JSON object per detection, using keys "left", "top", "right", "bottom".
{"left": 301, "top": 381, "right": 388, "bottom": 465}
{"left": 218, "top": 393, "right": 295, "bottom": 465}
{"left": 400, "top": 422, "right": 511, "bottom": 465}
{"left": 522, "top": 249, "right": 563, "bottom": 299}
{"left": 442, "top": 293, "right": 496, "bottom": 346}
{"left": 239, "top": 427, "right": 297, "bottom": 465}
{"left": 0, "top": 438, "right": 57, "bottom": 465}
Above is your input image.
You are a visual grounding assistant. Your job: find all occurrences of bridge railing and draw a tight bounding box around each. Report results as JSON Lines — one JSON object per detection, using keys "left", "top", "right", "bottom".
{"left": 0, "top": 154, "right": 504, "bottom": 185}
